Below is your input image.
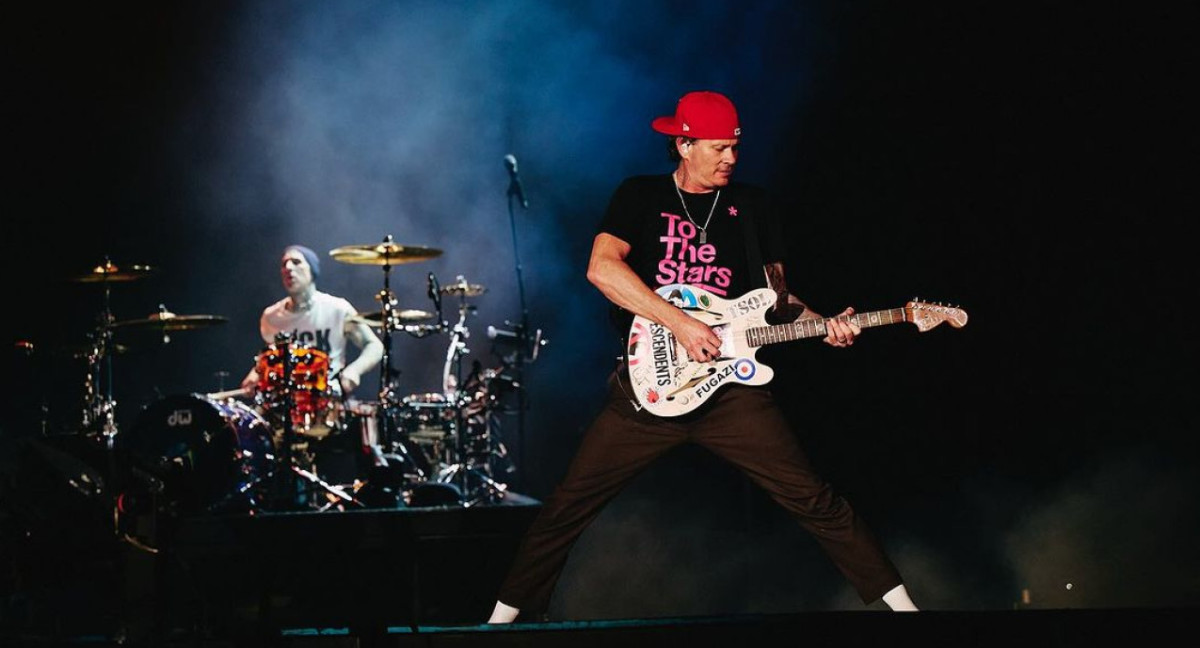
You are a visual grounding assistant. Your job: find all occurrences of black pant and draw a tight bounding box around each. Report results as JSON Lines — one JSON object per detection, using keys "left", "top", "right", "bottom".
{"left": 497, "top": 371, "right": 903, "bottom": 614}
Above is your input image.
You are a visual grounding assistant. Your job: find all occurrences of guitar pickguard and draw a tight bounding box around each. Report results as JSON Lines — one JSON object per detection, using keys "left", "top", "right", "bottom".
{"left": 626, "top": 285, "right": 776, "bottom": 416}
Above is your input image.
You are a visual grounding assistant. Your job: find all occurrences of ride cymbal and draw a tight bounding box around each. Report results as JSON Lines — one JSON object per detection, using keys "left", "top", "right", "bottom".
{"left": 329, "top": 243, "right": 442, "bottom": 265}
{"left": 70, "top": 261, "right": 156, "bottom": 283}
{"left": 111, "top": 313, "right": 228, "bottom": 331}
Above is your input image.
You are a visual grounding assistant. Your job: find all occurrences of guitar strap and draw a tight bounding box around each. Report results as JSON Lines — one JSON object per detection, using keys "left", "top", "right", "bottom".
{"left": 741, "top": 205, "right": 767, "bottom": 290}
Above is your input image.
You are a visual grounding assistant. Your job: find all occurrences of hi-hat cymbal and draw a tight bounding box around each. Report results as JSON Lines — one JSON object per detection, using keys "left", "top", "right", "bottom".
{"left": 350, "top": 309, "right": 436, "bottom": 328}
{"left": 70, "top": 261, "right": 156, "bottom": 283}
{"left": 329, "top": 243, "right": 442, "bottom": 265}
{"left": 111, "top": 313, "right": 228, "bottom": 331}
{"left": 440, "top": 281, "right": 487, "bottom": 297}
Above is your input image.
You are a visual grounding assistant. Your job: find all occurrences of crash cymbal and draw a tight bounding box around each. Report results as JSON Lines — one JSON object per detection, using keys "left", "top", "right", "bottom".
{"left": 111, "top": 312, "right": 228, "bottom": 331}
{"left": 350, "top": 309, "right": 437, "bottom": 328}
{"left": 70, "top": 261, "right": 156, "bottom": 283}
{"left": 329, "top": 243, "right": 442, "bottom": 265}
{"left": 440, "top": 281, "right": 487, "bottom": 297}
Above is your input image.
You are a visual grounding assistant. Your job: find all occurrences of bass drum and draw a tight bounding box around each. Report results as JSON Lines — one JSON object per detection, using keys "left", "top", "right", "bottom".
{"left": 121, "top": 393, "right": 276, "bottom": 514}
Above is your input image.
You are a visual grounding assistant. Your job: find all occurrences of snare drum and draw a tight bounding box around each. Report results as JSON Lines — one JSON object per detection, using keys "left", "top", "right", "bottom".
{"left": 396, "top": 393, "right": 459, "bottom": 476}
{"left": 254, "top": 342, "right": 338, "bottom": 438}
{"left": 399, "top": 393, "right": 457, "bottom": 442}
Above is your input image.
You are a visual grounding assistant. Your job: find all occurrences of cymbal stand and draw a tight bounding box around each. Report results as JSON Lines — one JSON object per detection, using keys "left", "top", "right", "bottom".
{"left": 262, "top": 333, "right": 360, "bottom": 510}
{"left": 268, "top": 332, "right": 302, "bottom": 509}
{"left": 291, "top": 465, "right": 362, "bottom": 511}
{"left": 433, "top": 289, "right": 508, "bottom": 506}
{"left": 371, "top": 235, "right": 428, "bottom": 482}
{"left": 81, "top": 258, "right": 119, "bottom": 443}
{"left": 440, "top": 279, "right": 472, "bottom": 400}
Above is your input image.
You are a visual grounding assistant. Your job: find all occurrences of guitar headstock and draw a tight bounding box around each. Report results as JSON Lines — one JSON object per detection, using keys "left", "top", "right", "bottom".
{"left": 904, "top": 299, "right": 969, "bottom": 332}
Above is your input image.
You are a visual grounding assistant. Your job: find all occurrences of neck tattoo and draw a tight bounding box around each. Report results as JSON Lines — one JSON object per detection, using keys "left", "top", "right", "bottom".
{"left": 673, "top": 173, "right": 720, "bottom": 245}
{"left": 290, "top": 294, "right": 314, "bottom": 312}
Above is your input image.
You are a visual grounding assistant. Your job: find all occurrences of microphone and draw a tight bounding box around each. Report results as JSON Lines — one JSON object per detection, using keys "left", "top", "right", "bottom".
{"left": 487, "top": 325, "right": 521, "bottom": 342}
{"left": 504, "top": 154, "right": 529, "bottom": 209}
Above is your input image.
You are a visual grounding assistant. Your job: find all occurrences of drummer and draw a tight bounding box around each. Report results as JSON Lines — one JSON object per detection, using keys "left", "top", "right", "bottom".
{"left": 239, "top": 244, "right": 384, "bottom": 421}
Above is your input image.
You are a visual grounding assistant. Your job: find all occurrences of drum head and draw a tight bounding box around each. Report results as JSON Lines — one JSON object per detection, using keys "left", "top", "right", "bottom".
{"left": 122, "top": 394, "right": 275, "bottom": 514}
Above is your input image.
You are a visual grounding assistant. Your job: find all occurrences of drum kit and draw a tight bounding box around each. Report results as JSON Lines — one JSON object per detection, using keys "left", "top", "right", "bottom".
{"left": 52, "top": 241, "right": 544, "bottom": 528}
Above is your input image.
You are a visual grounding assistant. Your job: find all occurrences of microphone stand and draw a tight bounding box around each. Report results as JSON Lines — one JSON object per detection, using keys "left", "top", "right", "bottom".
{"left": 505, "top": 174, "right": 530, "bottom": 493}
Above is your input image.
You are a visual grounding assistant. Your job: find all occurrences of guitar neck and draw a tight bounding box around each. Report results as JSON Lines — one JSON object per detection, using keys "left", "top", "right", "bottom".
{"left": 744, "top": 308, "right": 908, "bottom": 348}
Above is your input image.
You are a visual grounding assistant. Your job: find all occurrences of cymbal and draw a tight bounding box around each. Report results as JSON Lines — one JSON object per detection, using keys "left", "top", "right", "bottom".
{"left": 70, "top": 262, "right": 156, "bottom": 283}
{"left": 111, "top": 313, "right": 228, "bottom": 331}
{"left": 441, "top": 281, "right": 487, "bottom": 297}
{"left": 350, "top": 309, "right": 436, "bottom": 328}
{"left": 329, "top": 243, "right": 442, "bottom": 265}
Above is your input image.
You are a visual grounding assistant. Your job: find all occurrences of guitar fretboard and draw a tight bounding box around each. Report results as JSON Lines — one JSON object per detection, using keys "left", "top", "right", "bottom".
{"left": 743, "top": 308, "right": 909, "bottom": 348}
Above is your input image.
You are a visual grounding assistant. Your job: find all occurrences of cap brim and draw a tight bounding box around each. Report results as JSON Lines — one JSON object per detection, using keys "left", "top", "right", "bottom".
{"left": 651, "top": 116, "right": 683, "bottom": 136}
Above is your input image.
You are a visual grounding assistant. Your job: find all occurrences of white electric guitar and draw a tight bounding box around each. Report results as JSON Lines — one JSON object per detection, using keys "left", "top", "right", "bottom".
{"left": 625, "top": 284, "right": 968, "bottom": 417}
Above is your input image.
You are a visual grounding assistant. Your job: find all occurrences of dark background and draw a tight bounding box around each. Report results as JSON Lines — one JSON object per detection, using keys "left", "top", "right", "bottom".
{"left": 5, "top": 0, "right": 1195, "bottom": 620}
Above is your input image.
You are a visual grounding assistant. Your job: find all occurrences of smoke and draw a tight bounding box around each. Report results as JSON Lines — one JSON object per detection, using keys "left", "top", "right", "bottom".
{"left": 1002, "top": 444, "right": 1200, "bottom": 609}
{"left": 156, "top": 0, "right": 820, "bottom": 479}
{"left": 11, "top": 0, "right": 1195, "bottom": 623}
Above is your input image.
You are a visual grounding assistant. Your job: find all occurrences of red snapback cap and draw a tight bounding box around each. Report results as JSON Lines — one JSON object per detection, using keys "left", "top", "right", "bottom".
{"left": 651, "top": 91, "right": 741, "bottom": 139}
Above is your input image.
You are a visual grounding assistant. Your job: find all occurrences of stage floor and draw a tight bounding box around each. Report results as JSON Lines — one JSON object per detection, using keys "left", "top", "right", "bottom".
{"left": 3, "top": 436, "right": 1194, "bottom": 647}
{"left": 3, "top": 607, "right": 1193, "bottom": 647}
{"left": 1, "top": 457, "right": 543, "bottom": 647}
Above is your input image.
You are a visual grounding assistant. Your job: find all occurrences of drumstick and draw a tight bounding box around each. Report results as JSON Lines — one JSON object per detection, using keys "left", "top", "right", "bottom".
{"left": 206, "top": 386, "right": 253, "bottom": 401}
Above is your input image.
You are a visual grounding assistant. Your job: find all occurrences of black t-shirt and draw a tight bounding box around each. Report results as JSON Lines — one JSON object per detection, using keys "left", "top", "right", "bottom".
{"left": 597, "top": 174, "right": 785, "bottom": 332}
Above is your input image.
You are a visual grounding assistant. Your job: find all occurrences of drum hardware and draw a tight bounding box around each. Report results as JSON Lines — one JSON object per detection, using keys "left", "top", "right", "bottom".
{"left": 254, "top": 332, "right": 305, "bottom": 508}
{"left": 439, "top": 275, "right": 480, "bottom": 398}
{"left": 330, "top": 235, "right": 445, "bottom": 460}
{"left": 423, "top": 278, "right": 515, "bottom": 506}
{"left": 251, "top": 332, "right": 352, "bottom": 510}
{"left": 63, "top": 257, "right": 164, "bottom": 547}
{"left": 289, "top": 464, "right": 363, "bottom": 512}
{"left": 54, "top": 340, "right": 130, "bottom": 360}
{"left": 352, "top": 304, "right": 442, "bottom": 339}
{"left": 68, "top": 257, "right": 152, "bottom": 441}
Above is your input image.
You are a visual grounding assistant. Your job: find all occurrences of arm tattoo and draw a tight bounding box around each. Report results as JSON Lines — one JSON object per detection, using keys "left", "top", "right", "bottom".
{"left": 764, "top": 262, "right": 788, "bottom": 302}
{"left": 763, "top": 262, "right": 810, "bottom": 322}
{"left": 346, "top": 323, "right": 367, "bottom": 348}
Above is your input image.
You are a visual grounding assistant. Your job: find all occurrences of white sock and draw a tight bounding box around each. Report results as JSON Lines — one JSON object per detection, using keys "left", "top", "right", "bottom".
{"left": 488, "top": 600, "right": 521, "bottom": 623}
{"left": 882, "top": 584, "right": 919, "bottom": 611}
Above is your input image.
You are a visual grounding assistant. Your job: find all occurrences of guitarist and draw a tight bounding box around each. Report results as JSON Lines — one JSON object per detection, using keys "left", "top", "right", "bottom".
{"left": 489, "top": 91, "right": 918, "bottom": 622}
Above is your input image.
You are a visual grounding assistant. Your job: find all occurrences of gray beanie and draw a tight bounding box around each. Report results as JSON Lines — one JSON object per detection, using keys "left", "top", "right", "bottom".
{"left": 285, "top": 244, "right": 320, "bottom": 279}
